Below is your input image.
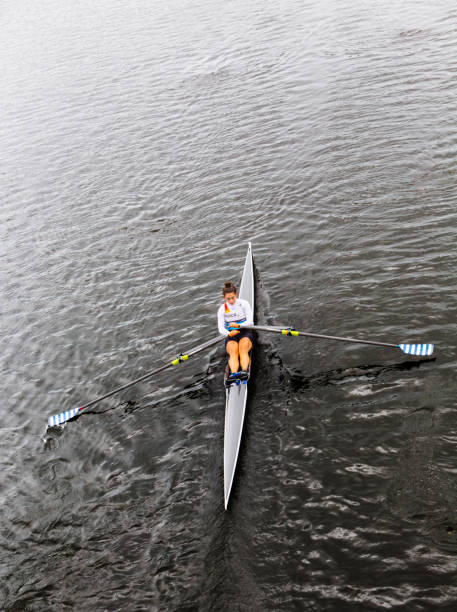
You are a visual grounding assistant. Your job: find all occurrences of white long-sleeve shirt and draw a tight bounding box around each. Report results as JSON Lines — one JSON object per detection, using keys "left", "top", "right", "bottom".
{"left": 217, "top": 298, "right": 253, "bottom": 337}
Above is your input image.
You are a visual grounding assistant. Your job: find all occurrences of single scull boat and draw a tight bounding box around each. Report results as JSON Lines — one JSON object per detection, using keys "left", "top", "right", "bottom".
{"left": 223, "top": 242, "right": 254, "bottom": 509}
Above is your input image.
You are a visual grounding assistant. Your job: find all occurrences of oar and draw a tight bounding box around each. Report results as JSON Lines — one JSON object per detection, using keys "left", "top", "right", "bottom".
{"left": 47, "top": 334, "right": 224, "bottom": 427}
{"left": 242, "top": 325, "right": 434, "bottom": 356}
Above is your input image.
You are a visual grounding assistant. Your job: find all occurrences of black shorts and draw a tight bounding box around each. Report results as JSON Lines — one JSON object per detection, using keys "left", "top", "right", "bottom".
{"left": 225, "top": 328, "right": 254, "bottom": 347}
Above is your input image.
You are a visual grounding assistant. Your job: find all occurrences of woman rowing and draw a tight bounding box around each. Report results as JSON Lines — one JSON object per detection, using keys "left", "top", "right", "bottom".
{"left": 217, "top": 281, "right": 254, "bottom": 383}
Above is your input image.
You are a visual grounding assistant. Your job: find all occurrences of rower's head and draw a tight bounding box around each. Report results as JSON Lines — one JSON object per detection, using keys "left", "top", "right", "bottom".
{"left": 223, "top": 281, "right": 237, "bottom": 305}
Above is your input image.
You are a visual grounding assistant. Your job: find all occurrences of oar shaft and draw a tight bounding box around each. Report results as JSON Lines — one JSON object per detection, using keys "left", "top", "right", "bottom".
{"left": 49, "top": 334, "right": 224, "bottom": 423}
{"left": 79, "top": 334, "right": 224, "bottom": 411}
{"left": 243, "top": 325, "right": 398, "bottom": 349}
{"left": 79, "top": 361, "right": 172, "bottom": 411}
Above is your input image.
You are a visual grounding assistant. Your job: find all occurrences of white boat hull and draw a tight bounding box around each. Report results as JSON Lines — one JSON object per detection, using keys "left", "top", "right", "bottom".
{"left": 223, "top": 242, "right": 254, "bottom": 509}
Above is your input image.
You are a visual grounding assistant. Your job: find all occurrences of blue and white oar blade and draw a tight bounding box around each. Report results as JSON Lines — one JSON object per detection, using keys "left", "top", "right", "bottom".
{"left": 398, "top": 343, "right": 434, "bottom": 356}
{"left": 48, "top": 407, "right": 81, "bottom": 427}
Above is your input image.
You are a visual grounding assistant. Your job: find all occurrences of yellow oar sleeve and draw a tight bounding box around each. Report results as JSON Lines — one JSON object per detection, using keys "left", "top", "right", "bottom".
{"left": 171, "top": 354, "right": 189, "bottom": 366}
{"left": 281, "top": 329, "right": 299, "bottom": 336}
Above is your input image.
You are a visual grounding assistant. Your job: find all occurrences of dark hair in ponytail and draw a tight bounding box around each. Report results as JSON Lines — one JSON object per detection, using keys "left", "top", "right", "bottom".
{"left": 222, "top": 281, "right": 237, "bottom": 296}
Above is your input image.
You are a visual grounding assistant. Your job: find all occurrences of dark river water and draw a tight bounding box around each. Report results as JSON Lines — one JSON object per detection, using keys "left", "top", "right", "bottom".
{"left": 2, "top": 0, "right": 457, "bottom": 610}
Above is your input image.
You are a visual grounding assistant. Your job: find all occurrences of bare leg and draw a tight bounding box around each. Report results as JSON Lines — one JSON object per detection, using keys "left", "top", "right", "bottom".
{"left": 238, "top": 337, "right": 252, "bottom": 371}
{"left": 226, "top": 341, "right": 240, "bottom": 374}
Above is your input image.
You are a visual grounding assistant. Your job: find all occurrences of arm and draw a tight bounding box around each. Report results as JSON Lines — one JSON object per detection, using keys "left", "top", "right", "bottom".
{"left": 217, "top": 305, "right": 229, "bottom": 337}
{"left": 239, "top": 299, "right": 253, "bottom": 327}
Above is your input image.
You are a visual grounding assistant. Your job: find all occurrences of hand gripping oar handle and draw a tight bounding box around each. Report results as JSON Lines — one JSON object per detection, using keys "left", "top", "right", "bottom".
{"left": 243, "top": 325, "right": 434, "bottom": 356}
{"left": 47, "top": 334, "right": 225, "bottom": 427}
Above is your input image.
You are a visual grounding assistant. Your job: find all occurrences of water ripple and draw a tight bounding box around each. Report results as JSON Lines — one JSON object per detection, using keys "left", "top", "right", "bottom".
{"left": 2, "top": 0, "right": 457, "bottom": 609}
